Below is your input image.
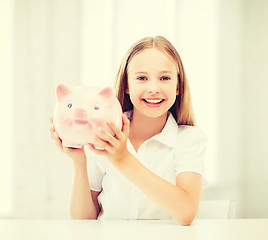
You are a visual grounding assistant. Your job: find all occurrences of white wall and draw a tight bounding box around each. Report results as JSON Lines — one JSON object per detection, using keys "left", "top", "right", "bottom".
{"left": 12, "top": 0, "right": 82, "bottom": 218}
{"left": 203, "top": 0, "right": 268, "bottom": 218}
{"left": 240, "top": 0, "right": 268, "bottom": 218}
{"left": 0, "top": 0, "right": 13, "bottom": 217}
{"left": 201, "top": 0, "right": 245, "bottom": 215}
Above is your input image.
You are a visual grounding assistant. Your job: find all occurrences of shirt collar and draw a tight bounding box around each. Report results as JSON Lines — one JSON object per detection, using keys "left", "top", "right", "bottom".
{"left": 152, "top": 112, "right": 178, "bottom": 148}
{"left": 125, "top": 111, "right": 178, "bottom": 148}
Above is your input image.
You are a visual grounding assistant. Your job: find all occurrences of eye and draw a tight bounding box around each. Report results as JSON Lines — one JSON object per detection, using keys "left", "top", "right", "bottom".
{"left": 160, "top": 76, "right": 171, "bottom": 81}
{"left": 67, "top": 103, "right": 72, "bottom": 108}
{"left": 94, "top": 105, "right": 100, "bottom": 110}
{"left": 137, "top": 76, "right": 147, "bottom": 81}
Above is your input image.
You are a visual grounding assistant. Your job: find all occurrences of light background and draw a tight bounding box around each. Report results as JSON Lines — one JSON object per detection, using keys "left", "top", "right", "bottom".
{"left": 0, "top": 0, "right": 268, "bottom": 219}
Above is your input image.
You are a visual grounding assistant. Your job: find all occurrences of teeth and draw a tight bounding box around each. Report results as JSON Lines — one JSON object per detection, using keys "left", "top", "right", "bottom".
{"left": 145, "top": 99, "right": 163, "bottom": 104}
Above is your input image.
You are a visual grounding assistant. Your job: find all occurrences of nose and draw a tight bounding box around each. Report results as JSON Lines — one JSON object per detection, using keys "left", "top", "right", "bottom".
{"left": 74, "top": 108, "right": 87, "bottom": 119}
{"left": 147, "top": 80, "right": 160, "bottom": 93}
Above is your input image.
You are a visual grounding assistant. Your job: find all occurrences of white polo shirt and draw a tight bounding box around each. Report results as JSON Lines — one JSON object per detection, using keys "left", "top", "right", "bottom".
{"left": 86, "top": 111, "right": 207, "bottom": 220}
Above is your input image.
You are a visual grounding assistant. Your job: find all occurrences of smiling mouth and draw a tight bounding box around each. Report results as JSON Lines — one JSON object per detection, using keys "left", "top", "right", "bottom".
{"left": 142, "top": 98, "right": 164, "bottom": 106}
{"left": 143, "top": 98, "right": 164, "bottom": 103}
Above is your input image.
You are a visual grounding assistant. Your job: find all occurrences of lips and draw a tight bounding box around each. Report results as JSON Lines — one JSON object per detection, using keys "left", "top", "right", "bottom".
{"left": 142, "top": 98, "right": 164, "bottom": 107}
{"left": 74, "top": 119, "right": 88, "bottom": 125}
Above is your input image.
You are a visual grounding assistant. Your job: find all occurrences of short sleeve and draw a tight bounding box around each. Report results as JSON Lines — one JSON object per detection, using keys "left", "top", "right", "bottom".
{"left": 85, "top": 148, "right": 104, "bottom": 192}
{"left": 174, "top": 127, "right": 208, "bottom": 184}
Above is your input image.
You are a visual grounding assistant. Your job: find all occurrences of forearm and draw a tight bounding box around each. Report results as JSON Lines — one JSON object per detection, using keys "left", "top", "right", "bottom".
{"left": 114, "top": 153, "right": 199, "bottom": 225}
{"left": 70, "top": 158, "right": 98, "bottom": 219}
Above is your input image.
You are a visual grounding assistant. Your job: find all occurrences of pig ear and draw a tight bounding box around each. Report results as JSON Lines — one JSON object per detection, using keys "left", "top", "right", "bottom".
{"left": 56, "top": 83, "right": 72, "bottom": 102}
{"left": 98, "top": 87, "right": 115, "bottom": 99}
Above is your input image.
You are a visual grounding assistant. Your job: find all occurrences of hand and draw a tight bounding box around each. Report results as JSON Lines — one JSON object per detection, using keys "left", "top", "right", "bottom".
{"left": 88, "top": 114, "right": 131, "bottom": 165}
{"left": 49, "top": 114, "right": 86, "bottom": 163}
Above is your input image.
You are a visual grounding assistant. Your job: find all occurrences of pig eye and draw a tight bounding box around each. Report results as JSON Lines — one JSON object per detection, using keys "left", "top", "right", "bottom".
{"left": 94, "top": 105, "right": 99, "bottom": 110}
{"left": 67, "top": 103, "right": 72, "bottom": 108}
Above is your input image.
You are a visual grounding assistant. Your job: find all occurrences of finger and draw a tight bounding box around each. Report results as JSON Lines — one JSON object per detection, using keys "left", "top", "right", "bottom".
{"left": 53, "top": 132, "right": 62, "bottom": 144}
{"left": 93, "top": 135, "right": 113, "bottom": 150}
{"left": 49, "top": 114, "right": 55, "bottom": 134}
{"left": 63, "top": 146, "right": 70, "bottom": 153}
{"left": 88, "top": 143, "right": 108, "bottom": 156}
{"left": 50, "top": 114, "right": 54, "bottom": 124}
{"left": 53, "top": 132, "right": 63, "bottom": 151}
{"left": 63, "top": 146, "right": 82, "bottom": 154}
{"left": 50, "top": 126, "right": 57, "bottom": 139}
{"left": 97, "top": 127, "right": 116, "bottom": 144}
{"left": 50, "top": 128, "right": 57, "bottom": 139}
{"left": 50, "top": 123, "right": 55, "bottom": 134}
{"left": 121, "top": 114, "right": 130, "bottom": 136}
{"left": 56, "top": 141, "right": 63, "bottom": 152}
{"left": 108, "top": 121, "right": 124, "bottom": 141}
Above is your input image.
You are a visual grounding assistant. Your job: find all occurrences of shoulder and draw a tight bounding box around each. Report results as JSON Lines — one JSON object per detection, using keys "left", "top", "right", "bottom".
{"left": 173, "top": 126, "right": 208, "bottom": 184}
{"left": 178, "top": 125, "right": 207, "bottom": 141}
{"left": 175, "top": 125, "right": 208, "bottom": 152}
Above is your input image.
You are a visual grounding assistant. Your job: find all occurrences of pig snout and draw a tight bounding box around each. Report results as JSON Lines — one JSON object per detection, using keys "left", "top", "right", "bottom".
{"left": 74, "top": 108, "right": 88, "bottom": 119}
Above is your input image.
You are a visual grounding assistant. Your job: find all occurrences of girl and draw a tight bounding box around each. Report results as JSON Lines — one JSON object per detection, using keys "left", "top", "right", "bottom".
{"left": 50, "top": 36, "right": 207, "bottom": 225}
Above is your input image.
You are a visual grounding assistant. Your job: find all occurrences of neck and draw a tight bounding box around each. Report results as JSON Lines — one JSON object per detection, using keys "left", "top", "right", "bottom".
{"left": 129, "top": 110, "right": 168, "bottom": 142}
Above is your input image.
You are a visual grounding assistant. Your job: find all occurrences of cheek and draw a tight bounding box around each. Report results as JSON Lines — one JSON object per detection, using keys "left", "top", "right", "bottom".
{"left": 167, "top": 90, "right": 176, "bottom": 101}
{"left": 165, "top": 85, "right": 178, "bottom": 102}
{"left": 129, "top": 91, "right": 139, "bottom": 104}
{"left": 165, "top": 83, "right": 177, "bottom": 94}
{"left": 128, "top": 84, "right": 142, "bottom": 99}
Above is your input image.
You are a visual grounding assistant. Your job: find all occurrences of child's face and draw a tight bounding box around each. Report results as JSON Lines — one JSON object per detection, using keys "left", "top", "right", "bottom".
{"left": 126, "top": 48, "right": 179, "bottom": 119}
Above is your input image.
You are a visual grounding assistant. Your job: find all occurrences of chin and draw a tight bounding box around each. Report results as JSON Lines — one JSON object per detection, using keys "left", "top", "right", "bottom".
{"left": 140, "top": 110, "right": 169, "bottom": 119}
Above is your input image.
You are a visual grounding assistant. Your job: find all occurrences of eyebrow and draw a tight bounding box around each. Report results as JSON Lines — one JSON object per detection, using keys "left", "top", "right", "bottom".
{"left": 160, "top": 71, "right": 174, "bottom": 74}
{"left": 134, "top": 72, "right": 148, "bottom": 75}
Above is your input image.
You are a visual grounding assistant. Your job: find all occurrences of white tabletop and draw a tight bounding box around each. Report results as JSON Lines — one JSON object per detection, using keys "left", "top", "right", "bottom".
{"left": 0, "top": 219, "right": 268, "bottom": 240}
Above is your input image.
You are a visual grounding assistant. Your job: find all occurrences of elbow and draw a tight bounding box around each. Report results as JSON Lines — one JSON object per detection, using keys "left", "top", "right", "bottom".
{"left": 175, "top": 202, "right": 199, "bottom": 226}
{"left": 174, "top": 210, "right": 196, "bottom": 226}
{"left": 178, "top": 217, "right": 194, "bottom": 226}
{"left": 173, "top": 214, "right": 193, "bottom": 226}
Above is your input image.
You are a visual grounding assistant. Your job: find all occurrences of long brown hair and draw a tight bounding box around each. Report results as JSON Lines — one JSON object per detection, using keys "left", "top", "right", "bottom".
{"left": 115, "top": 36, "right": 195, "bottom": 126}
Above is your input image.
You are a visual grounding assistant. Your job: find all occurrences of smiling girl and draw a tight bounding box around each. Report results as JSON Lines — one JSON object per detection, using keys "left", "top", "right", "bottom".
{"left": 50, "top": 36, "right": 207, "bottom": 225}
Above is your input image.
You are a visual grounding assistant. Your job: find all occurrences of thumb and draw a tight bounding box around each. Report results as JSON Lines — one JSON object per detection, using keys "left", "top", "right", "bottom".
{"left": 121, "top": 114, "right": 130, "bottom": 136}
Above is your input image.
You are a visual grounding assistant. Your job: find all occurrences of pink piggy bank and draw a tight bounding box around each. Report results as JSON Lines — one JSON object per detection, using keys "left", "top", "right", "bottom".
{"left": 53, "top": 83, "right": 123, "bottom": 148}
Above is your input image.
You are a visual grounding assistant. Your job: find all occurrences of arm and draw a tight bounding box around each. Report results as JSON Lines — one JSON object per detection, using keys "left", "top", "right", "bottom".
{"left": 89, "top": 115, "right": 201, "bottom": 225}
{"left": 70, "top": 156, "right": 101, "bottom": 219}
{"left": 115, "top": 155, "right": 201, "bottom": 225}
{"left": 50, "top": 115, "right": 100, "bottom": 219}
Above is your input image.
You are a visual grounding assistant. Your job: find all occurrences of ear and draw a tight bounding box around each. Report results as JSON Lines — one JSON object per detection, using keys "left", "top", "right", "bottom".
{"left": 176, "top": 85, "right": 180, "bottom": 95}
{"left": 176, "top": 75, "right": 180, "bottom": 95}
{"left": 125, "top": 82, "right": 130, "bottom": 94}
{"left": 98, "top": 87, "right": 115, "bottom": 99}
{"left": 56, "top": 83, "right": 72, "bottom": 102}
